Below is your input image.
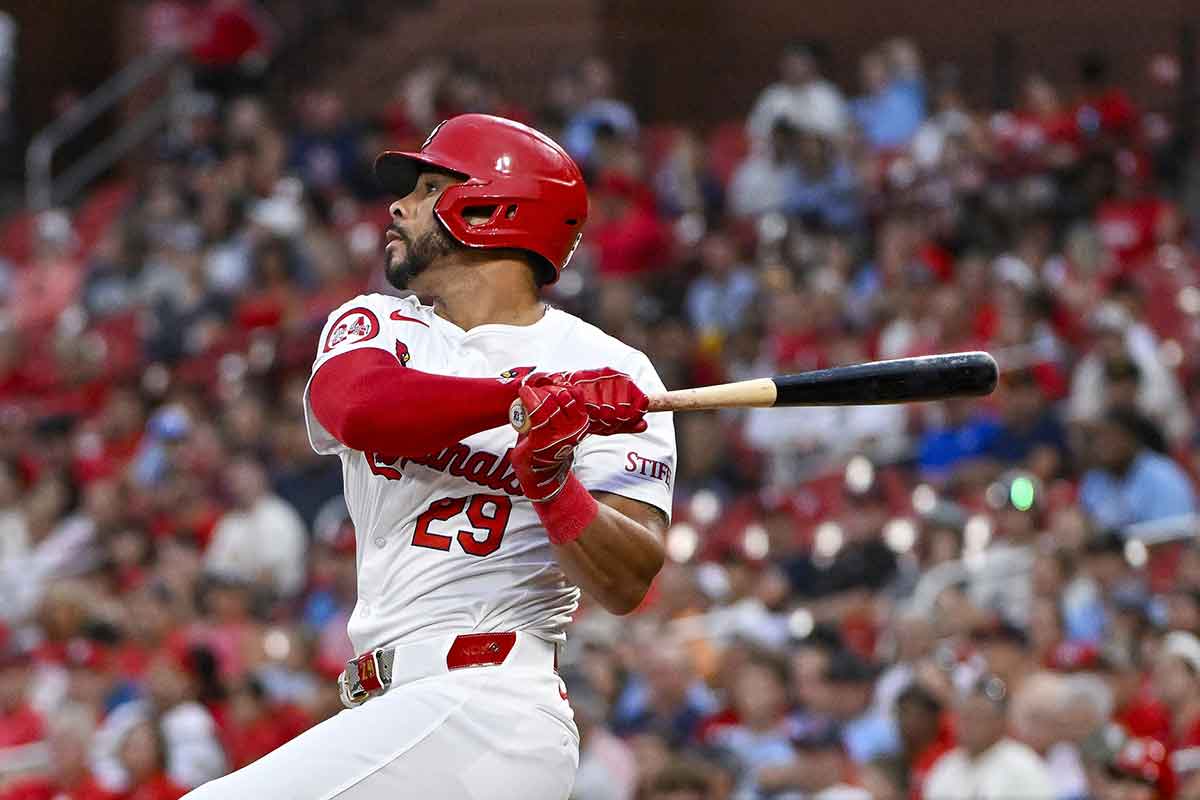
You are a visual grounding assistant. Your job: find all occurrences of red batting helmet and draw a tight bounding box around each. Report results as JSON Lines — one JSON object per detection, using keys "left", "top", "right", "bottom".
{"left": 374, "top": 114, "right": 588, "bottom": 284}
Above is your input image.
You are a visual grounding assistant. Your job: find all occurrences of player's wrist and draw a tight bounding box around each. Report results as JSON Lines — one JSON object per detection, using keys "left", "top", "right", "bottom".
{"left": 530, "top": 471, "right": 598, "bottom": 546}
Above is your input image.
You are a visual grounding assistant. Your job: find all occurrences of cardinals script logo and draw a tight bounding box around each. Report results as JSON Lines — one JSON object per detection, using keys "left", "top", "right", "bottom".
{"left": 323, "top": 308, "right": 381, "bottom": 353}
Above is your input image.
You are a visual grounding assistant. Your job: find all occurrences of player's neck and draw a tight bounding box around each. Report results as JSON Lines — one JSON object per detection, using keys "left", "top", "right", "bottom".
{"left": 414, "top": 257, "right": 544, "bottom": 331}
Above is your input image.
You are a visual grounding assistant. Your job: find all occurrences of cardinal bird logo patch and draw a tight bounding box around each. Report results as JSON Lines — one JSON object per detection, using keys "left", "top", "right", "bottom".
{"left": 498, "top": 366, "right": 535, "bottom": 384}
{"left": 323, "top": 308, "right": 380, "bottom": 353}
{"left": 395, "top": 341, "right": 411, "bottom": 365}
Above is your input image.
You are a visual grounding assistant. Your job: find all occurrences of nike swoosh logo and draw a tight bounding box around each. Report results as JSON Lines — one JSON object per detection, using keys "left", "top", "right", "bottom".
{"left": 390, "top": 311, "right": 430, "bottom": 327}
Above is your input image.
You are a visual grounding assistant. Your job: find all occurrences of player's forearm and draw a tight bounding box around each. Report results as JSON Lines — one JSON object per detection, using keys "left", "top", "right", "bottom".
{"left": 552, "top": 499, "right": 665, "bottom": 615}
{"left": 530, "top": 481, "right": 665, "bottom": 615}
{"left": 311, "top": 348, "right": 519, "bottom": 455}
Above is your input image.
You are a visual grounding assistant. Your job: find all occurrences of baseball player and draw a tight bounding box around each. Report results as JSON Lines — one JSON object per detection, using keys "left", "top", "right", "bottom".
{"left": 186, "top": 114, "right": 675, "bottom": 798}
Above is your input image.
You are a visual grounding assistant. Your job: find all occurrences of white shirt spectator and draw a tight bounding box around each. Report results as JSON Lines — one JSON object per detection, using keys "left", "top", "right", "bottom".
{"left": 812, "top": 785, "right": 872, "bottom": 800}
{"left": 729, "top": 155, "right": 799, "bottom": 219}
{"left": 91, "top": 700, "right": 227, "bottom": 791}
{"left": 747, "top": 80, "right": 849, "bottom": 145}
{"left": 745, "top": 404, "right": 908, "bottom": 487}
{"left": 924, "top": 738, "right": 1055, "bottom": 800}
{"left": 0, "top": 513, "right": 99, "bottom": 622}
{"left": 1068, "top": 335, "right": 1191, "bottom": 442}
{"left": 0, "top": 506, "right": 28, "bottom": 566}
{"left": 205, "top": 491, "right": 308, "bottom": 596}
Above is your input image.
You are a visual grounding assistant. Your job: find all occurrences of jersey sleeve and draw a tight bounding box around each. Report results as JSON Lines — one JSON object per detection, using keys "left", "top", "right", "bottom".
{"left": 571, "top": 352, "right": 676, "bottom": 522}
{"left": 302, "top": 294, "right": 427, "bottom": 455}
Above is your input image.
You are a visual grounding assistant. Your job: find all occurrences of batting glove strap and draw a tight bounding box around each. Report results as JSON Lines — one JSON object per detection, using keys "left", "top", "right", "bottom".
{"left": 512, "top": 380, "right": 591, "bottom": 502}
{"left": 531, "top": 471, "right": 599, "bottom": 546}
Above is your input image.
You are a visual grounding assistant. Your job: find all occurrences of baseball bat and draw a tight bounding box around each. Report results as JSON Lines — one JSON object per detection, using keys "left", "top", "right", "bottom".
{"left": 508, "top": 351, "right": 998, "bottom": 432}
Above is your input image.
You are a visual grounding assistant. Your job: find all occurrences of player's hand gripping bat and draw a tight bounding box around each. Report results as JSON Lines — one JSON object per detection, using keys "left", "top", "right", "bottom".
{"left": 508, "top": 351, "right": 998, "bottom": 433}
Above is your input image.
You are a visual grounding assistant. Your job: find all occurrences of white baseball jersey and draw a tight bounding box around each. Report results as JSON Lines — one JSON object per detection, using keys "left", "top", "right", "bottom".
{"left": 303, "top": 293, "right": 676, "bottom": 656}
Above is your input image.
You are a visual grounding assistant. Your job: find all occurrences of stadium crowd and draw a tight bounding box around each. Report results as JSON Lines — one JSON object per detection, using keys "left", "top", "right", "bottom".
{"left": 3, "top": 4, "right": 1200, "bottom": 798}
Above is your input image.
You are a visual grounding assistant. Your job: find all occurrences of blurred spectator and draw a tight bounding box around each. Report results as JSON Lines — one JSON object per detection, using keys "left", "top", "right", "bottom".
{"left": 729, "top": 120, "right": 802, "bottom": 219}
{"left": 1067, "top": 302, "right": 1190, "bottom": 444}
{"left": 785, "top": 129, "right": 861, "bottom": 230}
{"left": 190, "top": 0, "right": 274, "bottom": 97}
{"left": 747, "top": 42, "right": 849, "bottom": 146}
{"left": 822, "top": 651, "right": 899, "bottom": 764}
{"left": 652, "top": 131, "right": 725, "bottom": 224}
{"left": 562, "top": 57, "right": 638, "bottom": 168}
{"left": 684, "top": 233, "right": 758, "bottom": 338}
{"left": 851, "top": 40, "right": 926, "bottom": 151}
{"left": 1073, "top": 52, "right": 1137, "bottom": 143}
{"left": 1078, "top": 409, "right": 1197, "bottom": 532}
{"left": 759, "top": 717, "right": 871, "bottom": 800}
{"left": 1104, "top": 735, "right": 1175, "bottom": 800}
{"left": 570, "top": 678, "right": 638, "bottom": 800}
{"left": 117, "top": 717, "right": 189, "bottom": 800}
{"left": 612, "top": 643, "right": 718, "bottom": 746}
{"left": 911, "top": 65, "right": 976, "bottom": 171}
{"left": 7, "top": 211, "right": 81, "bottom": 333}
{"left": 643, "top": 759, "right": 715, "bottom": 800}
{"left": 868, "top": 683, "right": 954, "bottom": 800}
{"left": 0, "top": 645, "right": 49, "bottom": 786}
{"left": 288, "top": 89, "right": 361, "bottom": 192}
{"left": 588, "top": 173, "right": 674, "bottom": 279}
{"left": 923, "top": 678, "right": 1055, "bottom": 800}
{"left": 1150, "top": 631, "right": 1200, "bottom": 793}
{"left": 991, "top": 75, "right": 1080, "bottom": 172}
{"left": 92, "top": 647, "right": 227, "bottom": 792}
{"left": 0, "top": 707, "right": 111, "bottom": 800}
{"left": 916, "top": 399, "right": 1001, "bottom": 487}
{"left": 204, "top": 455, "right": 307, "bottom": 597}
{"left": 221, "top": 676, "right": 313, "bottom": 769}
{"left": 988, "top": 369, "right": 1068, "bottom": 479}
{"left": 703, "top": 650, "right": 798, "bottom": 798}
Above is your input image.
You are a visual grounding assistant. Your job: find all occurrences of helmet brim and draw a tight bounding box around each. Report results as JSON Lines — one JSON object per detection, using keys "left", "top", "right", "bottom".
{"left": 374, "top": 151, "right": 468, "bottom": 197}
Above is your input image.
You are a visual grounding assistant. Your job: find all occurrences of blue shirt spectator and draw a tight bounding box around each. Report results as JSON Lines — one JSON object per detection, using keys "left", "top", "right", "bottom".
{"left": 684, "top": 233, "right": 759, "bottom": 335}
{"left": 1079, "top": 409, "right": 1197, "bottom": 531}
{"left": 611, "top": 650, "right": 720, "bottom": 747}
{"left": 851, "top": 49, "right": 926, "bottom": 150}
{"left": 918, "top": 402, "right": 1002, "bottom": 481}
{"left": 786, "top": 154, "right": 860, "bottom": 230}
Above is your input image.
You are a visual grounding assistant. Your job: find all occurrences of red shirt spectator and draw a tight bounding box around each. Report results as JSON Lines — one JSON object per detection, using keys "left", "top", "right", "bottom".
{"left": 0, "top": 774, "right": 118, "bottom": 800}
{"left": 1096, "top": 195, "right": 1169, "bottom": 270}
{"left": 122, "top": 774, "right": 188, "bottom": 800}
{"left": 0, "top": 704, "right": 45, "bottom": 750}
{"left": 588, "top": 174, "right": 673, "bottom": 278}
{"left": 190, "top": 0, "right": 269, "bottom": 68}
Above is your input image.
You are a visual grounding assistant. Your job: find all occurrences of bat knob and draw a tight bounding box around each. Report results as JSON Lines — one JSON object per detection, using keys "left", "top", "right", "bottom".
{"left": 508, "top": 398, "right": 531, "bottom": 434}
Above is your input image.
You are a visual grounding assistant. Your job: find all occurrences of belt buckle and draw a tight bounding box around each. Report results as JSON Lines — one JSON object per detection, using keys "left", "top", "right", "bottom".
{"left": 354, "top": 649, "right": 385, "bottom": 694}
{"left": 339, "top": 671, "right": 369, "bottom": 708}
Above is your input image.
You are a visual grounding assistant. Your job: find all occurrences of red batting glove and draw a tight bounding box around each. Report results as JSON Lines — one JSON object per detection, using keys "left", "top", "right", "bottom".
{"left": 557, "top": 368, "right": 649, "bottom": 436}
{"left": 511, "top": 374, "right": 591, "bottom": 502}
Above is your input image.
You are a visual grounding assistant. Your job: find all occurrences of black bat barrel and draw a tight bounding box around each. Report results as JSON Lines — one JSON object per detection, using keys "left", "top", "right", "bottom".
{"left": 771, "top": 351, "right": 998, "bottom": 407}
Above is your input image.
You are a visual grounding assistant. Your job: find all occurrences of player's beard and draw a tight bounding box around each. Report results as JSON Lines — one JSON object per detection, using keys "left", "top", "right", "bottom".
{"left": 384, "top": 222, "right": 462, "bottom": 290}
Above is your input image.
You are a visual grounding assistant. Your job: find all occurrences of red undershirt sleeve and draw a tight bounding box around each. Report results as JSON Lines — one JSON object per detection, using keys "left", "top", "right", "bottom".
{"left": 309, "top": 348, "right": 520, "bottom": 456}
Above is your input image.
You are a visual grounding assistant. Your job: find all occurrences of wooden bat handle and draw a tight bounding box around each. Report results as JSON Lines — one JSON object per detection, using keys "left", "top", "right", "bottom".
{"left": 646, "top": 378, "right": 776, "bottom": 412}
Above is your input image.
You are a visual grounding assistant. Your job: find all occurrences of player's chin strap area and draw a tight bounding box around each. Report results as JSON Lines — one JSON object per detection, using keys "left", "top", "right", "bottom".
{"left": 338, "top": 631, "right": 560, "bottom": 709}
